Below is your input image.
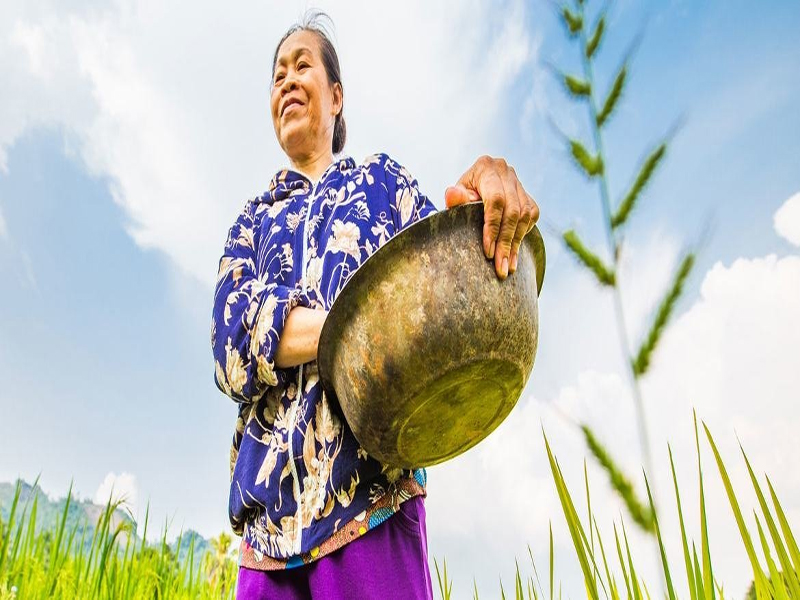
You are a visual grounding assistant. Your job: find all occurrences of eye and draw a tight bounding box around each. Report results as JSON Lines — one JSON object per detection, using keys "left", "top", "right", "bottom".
{"left": 297, "top": 62, "right": 310, "bottom": 71}
{"left": 274, "top": 73, "right": 285, "bottom": 84}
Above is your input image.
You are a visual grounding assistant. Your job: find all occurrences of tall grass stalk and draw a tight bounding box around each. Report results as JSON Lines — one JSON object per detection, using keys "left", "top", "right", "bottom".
{"left": 556, "top": 0, "right": 694, "bottom": 501}
{"left": 552, "top": 6, "right": 699, "bottom": 592}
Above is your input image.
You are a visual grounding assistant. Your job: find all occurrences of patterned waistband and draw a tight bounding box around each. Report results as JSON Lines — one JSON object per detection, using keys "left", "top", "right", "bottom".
{"left": 239, "top": 475, "right": 426, "bottom": 571}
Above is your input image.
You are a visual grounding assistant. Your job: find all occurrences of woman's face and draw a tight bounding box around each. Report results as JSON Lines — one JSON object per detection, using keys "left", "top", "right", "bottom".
{"left": 270, "top": 30, "right": 342, "bottom": 161}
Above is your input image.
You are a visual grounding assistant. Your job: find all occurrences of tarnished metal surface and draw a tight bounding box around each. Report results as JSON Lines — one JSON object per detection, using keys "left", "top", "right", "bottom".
{"left": 317, "top": 202, "right": 546, "bottom": 468}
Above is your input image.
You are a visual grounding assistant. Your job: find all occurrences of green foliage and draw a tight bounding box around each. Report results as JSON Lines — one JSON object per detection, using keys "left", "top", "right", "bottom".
{"left": 632, "top": 253, "right": 695, "bottom": 377}
{"left": 586, "top": 16, "right": 605, "bottom": 59}
{"left": 569, "top": 140, "right": 604, "bottom": 177}
{"left": 543, "top": 431, "right": 601, "bottom": 600}
{"left": 596, "top": 65, "right": 627, "bottom": 128}
{"left": 612, "top": 143, "right": 667, "bottom": 230}
{"left": 562, "top": 230, "right": 615, "bottom": 286}
{"left": 561, "top": 7, "right": 583, "bottom": 36}
{"left": 434, "top": 557, "right": 453, "bottom": 600}
{"left": 449, "top": 424, "right": 800, "bottom": 600}
{"left": 741, "top": 447, "right": 800, "bottom": 597}
{"left": 704, "top": 423, "right": 772, "bottom": 596}
{"left": 0, "top": 481, "right": 237, "bottom": 599}
{"left": 694, "top": 413, "right": 715, "bottom": 600}
{"left": 581, "top": 425, "right": 654, "bottom": 533}
{"left": 669, "top": 445, "right": 698, "bottom": 600}
{"left": 564, "top": 75, "right": 591, "bottom": 97}
{"left": 644, "top": 474, "right": 677, "bottom": 600}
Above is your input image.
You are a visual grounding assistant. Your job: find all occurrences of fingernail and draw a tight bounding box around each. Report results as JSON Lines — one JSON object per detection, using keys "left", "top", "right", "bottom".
{"left": 510, "top": 253, "right": 518, "bottom": 273}
{"left": 489, "top": 240, "right": 496, "bottom": 260}
{"left": 502, "top": 256, "right": 509, "bottom": 278}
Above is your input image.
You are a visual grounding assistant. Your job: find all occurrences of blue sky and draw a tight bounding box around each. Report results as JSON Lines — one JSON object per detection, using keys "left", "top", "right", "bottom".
{"left": 1, "top": 1, "right": 799, "bottom": 596}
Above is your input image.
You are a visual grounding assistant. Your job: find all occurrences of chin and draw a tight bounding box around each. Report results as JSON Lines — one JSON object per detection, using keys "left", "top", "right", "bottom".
{"left": 280, "top": 128, "right": 316, "bottom": 156}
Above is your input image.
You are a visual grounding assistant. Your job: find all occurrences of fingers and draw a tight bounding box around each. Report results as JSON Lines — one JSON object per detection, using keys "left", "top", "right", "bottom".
{"left": 444, "top": 185, "right": 480, "bottom": 209}
{"left": 477, "top": 167, "right": 506, "bottom": 260}
{"left": 492, "top": 169, "right": 520, "bottom": 278}
{"left": 453, "top": 155, "right": 540, "bottom": 279}
{"left": 508, "top": 179, "right": 530, "bottom": 275}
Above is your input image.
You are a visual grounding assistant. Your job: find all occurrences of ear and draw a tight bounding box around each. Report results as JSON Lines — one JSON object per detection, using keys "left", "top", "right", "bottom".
{"left": 332, "top": 82, "right": 343, "bottom": 117}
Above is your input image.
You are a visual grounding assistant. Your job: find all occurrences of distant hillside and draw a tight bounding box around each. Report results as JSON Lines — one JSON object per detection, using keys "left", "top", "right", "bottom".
{"left": 0, "top": 479, "right": 211, "bottom": 566}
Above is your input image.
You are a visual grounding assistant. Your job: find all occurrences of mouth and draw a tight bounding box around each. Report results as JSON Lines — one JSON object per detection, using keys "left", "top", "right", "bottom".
{"left": 281, "top": 99, "right": 303, "bottom": 117}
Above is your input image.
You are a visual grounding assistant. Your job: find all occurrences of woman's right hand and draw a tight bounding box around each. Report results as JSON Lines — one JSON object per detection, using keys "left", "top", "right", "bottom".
{"left": 445, "top": 156, "right": 539, "bottom": 280}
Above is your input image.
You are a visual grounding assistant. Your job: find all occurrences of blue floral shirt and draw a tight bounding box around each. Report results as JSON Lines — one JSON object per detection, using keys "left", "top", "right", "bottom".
{"left": 211, "top": 153, "right": 437, "bottom": 568}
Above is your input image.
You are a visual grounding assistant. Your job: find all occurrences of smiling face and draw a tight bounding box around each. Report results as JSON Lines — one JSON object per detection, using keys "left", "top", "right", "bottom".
{"left": 270, "top": 30, "right": 343, "bottom": 164}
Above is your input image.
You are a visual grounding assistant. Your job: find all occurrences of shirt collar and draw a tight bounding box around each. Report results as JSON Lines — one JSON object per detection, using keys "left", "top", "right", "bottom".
{"left": 257, "top": 156, "right": 356, "bottom": 204}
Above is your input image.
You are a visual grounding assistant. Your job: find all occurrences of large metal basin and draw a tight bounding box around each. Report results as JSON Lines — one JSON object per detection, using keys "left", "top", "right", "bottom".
{"left": 317, "top": 201, "right": 545, "bottom": 468}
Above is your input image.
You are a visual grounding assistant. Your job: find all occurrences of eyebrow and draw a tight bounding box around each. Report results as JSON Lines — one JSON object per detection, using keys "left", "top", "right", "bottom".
{"left": 275, "top": 47, "right": 313, "bottom": 68}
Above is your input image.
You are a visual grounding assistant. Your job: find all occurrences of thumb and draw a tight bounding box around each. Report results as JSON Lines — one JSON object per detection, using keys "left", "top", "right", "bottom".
{"left": 445, "top": 184, "right": 481, "bottom": 209}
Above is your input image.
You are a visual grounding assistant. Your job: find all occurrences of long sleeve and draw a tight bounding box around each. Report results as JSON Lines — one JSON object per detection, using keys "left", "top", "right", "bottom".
{"left": 381, "top": 155, "right": 438, "bottom": 233}
{"left": 211, "top": 199, "right": 300, "bottom": 404}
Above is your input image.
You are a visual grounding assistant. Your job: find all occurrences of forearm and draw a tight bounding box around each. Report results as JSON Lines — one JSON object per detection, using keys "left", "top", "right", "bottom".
{"left": 274, "top": 306, "right": 328, "bottom": 368}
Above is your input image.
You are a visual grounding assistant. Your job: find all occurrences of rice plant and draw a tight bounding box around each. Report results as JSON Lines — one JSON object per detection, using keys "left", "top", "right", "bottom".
{"left": 0, "top": 480, "right": 237, "bottom": 599}
{"left": 434, "top": 415, "right": 798, "bottom": 599}
{"left": 552, "top": 0, "right": 695, "bottom": 539}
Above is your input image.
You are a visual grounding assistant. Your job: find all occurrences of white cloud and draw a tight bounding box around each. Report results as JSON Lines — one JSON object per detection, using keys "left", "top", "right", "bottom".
{"left": 94, "top": 471, "right": 139, "bottom": 511}
{"left": 774, "top": 191, "right": 800, "bottom": 246}
{"left": 0, "top": 0, "right": 537, "bottom": 287}
{"left": 5, "top": 1, "right": 798, "bottom": 595}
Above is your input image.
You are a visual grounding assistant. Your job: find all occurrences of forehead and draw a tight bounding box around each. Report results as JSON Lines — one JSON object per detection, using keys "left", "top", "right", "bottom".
{"left": 275, "top": 30, "right": 321, "bottom": 65}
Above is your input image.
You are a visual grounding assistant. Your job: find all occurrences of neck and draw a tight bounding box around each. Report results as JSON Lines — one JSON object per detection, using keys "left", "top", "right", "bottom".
{"left": 289, "top": 148, "right": 335, "bottom": 183}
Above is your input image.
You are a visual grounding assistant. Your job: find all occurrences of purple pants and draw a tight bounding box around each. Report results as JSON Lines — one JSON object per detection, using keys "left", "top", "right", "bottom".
{"left": 235, "top": 496, "right": 433, "bottom": 600}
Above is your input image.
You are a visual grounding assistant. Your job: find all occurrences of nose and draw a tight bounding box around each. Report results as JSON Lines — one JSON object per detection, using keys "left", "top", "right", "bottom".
{"left": 280, "top": 73, "right": 299, "bottom": 96}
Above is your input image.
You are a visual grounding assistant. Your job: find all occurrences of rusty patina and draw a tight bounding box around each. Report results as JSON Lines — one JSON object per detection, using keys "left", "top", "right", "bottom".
{"left": 317, "top": 201, "right": 546, "bottom": 469}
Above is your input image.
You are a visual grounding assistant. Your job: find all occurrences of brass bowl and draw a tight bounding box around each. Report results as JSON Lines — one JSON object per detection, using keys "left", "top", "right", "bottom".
{"left": 317, "top": 202, "right": 545, "bottom": 468}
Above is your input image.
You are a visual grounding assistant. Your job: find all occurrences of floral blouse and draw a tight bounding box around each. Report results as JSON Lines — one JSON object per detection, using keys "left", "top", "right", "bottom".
{"left": 211, "top": 153, "right": 437, "bottom": 569}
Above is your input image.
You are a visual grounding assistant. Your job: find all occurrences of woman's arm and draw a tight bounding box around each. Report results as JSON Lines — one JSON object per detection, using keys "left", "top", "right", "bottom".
{"left": 212, "top": 201, "right": 301, "bottom": 402}
{"left": 274, "top": 306, "right": 328, "bottom": 368}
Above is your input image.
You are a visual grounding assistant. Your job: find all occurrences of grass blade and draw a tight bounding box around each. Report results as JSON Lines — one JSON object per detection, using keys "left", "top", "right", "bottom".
{"left": 767, "top": 476, "right": 800, "bottom": 578}
{"left": 644, "top": 472, "right": 676, "bottom": 600}
{"left": 581, "top": 425, "right": 654, "bottom": 533}
{"left": 596, "top": 64, "right": 626, "bottom": 128}
{"left": 632, "top": 252, "right": 695, "bottom": 377}
{"left": 569, "top": 140, "right": 604, "bottom": 177}
{"left": 563, "top": 231, "right": 615, "bottom": 286}
{"left": 564, "top": 74, "right": 592, "bottom": 97}
{"left": 754, "top": 513, "right": 787, "bottom": 599}
{"left": 702, "top": 422, "right": 770, "bottom": 593}
{"left": 669, "top": 445, "right": 698, "bottom": 600}
{"left": 586, "top": 15, "right": 605, "bottom": 59}
{"left": 621, "top": 520, "right": 643, "bottom": 600}
{"left": 614, "top": 522, "right": 632, "bottom": 599}
{"left": 543, "top": 431, "right": 600, "bottom": 599}
{"left": 740, "top": 445, "right": 800, "bottom": 597}
{"left": 561, "top": 6, "right": 583, "bottom": 36}
{"left": 611, "top": 143, "right": 667, "bottom": 230}
{"left": 593, "top": 517, "right": 618, "bottom": 599}
{"left": 695, "top": 413, "right": 715, "bottom": 600}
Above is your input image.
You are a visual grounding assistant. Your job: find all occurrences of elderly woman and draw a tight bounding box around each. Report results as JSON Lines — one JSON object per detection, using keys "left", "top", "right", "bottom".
{"left": 211, "top": 13, "right": 539, "bottom": 600}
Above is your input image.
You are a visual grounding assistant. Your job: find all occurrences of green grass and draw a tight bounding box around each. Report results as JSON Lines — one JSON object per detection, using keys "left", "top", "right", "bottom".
{"left": 4, "top": 413, "right": 797, "bottom": 599}
{"left": 433, "top": 417, "right": 799, "bottom": 599}
{"left": 0, "top": 482, "right": 237, "bottom": 599}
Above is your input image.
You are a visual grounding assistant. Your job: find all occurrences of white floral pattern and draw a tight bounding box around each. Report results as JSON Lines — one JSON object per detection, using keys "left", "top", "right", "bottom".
{"left": 211, "top": 154, "right": 435, "bottom": 562}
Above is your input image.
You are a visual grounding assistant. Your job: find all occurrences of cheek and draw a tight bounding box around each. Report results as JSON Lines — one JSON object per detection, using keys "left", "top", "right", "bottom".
{"left": 269, "top": 92, "right": 280, "bottom": 122}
